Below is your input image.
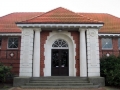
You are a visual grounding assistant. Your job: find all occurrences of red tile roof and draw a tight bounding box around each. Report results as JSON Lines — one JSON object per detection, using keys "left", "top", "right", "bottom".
{"left": 0, "top": 7, "right": 120, "bottom": 33}
{"left": 78, "top": 13, "right": 120, "bottom": 33}
{"left": 0, "top": 12, "right": 43, "bottom": 33}
{"left": 19, "top": 7, "right": 103, "bottom": 24}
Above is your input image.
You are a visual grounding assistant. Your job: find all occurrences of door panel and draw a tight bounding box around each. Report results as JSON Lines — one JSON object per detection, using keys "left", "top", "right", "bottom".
{"left": 51, "top": 50, "right": 59, "bottom": 76}
{"left": 51, "top": 49, "right": 69, "bottom": 76}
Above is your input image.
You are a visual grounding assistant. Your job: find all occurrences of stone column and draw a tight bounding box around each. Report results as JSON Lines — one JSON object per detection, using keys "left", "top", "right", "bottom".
{"left": 79, "top": 28, "right": 87, "bottom": 77}
{"left": 86, "top": 28, "right": 100, "bottom": 76}
{"left": 33, "top": 28, "right": 41, "bottom": 77}
{"left": 19, "top": 28, "right": 34, "bottom": 77}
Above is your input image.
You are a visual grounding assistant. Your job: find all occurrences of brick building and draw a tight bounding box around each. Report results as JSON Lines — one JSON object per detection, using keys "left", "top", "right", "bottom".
{"left": 0, "top": 7, "right": 120, "bottom": 86}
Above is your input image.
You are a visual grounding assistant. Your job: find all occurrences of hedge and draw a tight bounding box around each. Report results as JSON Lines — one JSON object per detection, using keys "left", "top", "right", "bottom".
{"left": 100, "top": 55, "right": 120, "bottom": 86}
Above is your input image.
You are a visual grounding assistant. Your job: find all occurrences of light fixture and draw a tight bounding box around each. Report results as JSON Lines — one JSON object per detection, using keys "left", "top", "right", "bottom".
{"left": 106, "top": 53, "right": 110, "bottom": 57}
{"left": 58, "top": 29, "right": 62, "bottom": 32}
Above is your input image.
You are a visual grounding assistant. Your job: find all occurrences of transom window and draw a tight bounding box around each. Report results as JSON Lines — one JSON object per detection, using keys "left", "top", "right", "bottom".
{"left": 0, "top": 37, "right": 2, "bottom": 48}
{"left": 8, "top": 37, "right": 18, "bottom": 49}
{"left": 118, "top": 38, "right": 120, "bottom": 49}
{"left": 52, "top": 39, "right": 68, "bottom": 47}
{"left": 102, "top": 38, "right": 112, "bottom": 49}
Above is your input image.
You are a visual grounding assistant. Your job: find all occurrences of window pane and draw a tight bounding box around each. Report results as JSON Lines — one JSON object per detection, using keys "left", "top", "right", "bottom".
{"left": 118, "top": 38, "right": 120, "bottom": 48}
{"left": 0, "top": 38, "right": 2, "bottom": 48}
{"left": 52, "top": 39, "right": 68, "bottom": 47}
{"left": 102, "top": 38, "right": 112, "bottom": 49}
{"left": 8, "top": 37, "right": 18, "bottom": 48}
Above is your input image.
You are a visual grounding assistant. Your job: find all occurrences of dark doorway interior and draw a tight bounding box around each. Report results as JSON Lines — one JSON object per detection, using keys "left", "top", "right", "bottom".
{"left": 51, "top": 49, "right": 69, "bottom": 76}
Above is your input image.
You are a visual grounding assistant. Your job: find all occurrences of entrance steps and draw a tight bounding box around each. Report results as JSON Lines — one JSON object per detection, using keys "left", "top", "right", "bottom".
{"left": 21, "top": 77, "right": 99, "bottom": 89}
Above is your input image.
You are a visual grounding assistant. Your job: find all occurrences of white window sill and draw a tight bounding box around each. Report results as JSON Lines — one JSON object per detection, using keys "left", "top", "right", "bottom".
{"left": 7, "top": 48, "right": 18, "bottom": 50}
{"left": 102, "top": 48, "right": 113, "bottom": 50}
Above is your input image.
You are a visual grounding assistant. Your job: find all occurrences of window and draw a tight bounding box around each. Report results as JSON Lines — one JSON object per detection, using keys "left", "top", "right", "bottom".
{"left": 0, "top": 37, "right": 2, "bottom": 48}
{"left": 52, "top": 39, "right": 68, "bottom": 47}
{"left": 118, "top": 38, "right": 120, "bottom": 49}
{"left": 102, "top": 38, "right": 112, "bottom": 49}
{"left": 8, "top": 37, "right": 18, "bottom": 49}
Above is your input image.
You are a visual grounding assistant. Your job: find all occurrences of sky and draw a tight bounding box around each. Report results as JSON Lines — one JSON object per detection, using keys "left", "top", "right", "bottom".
{"left": 0, "top": 0, "right": 120, "bottom": 18}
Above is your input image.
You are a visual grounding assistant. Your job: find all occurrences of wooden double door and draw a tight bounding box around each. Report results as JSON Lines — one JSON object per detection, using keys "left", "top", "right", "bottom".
{"left": 51, "top": 49, "right": 69, "bottom": 76}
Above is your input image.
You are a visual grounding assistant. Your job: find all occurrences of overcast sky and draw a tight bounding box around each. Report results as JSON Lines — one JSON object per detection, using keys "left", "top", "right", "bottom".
{"left": 0, "top": 0, "right": 120, "bottom": 18}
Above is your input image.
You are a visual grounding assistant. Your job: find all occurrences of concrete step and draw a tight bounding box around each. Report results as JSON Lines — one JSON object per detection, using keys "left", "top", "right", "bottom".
{"left": 30, "top": 81, "right": 89, "bottom": 83}
{"left": 25, "top": 83, "right": 93, "bottom": 86}
{"left": 31, "top": 77, "right": 88, "bottom": 81}
{"left": 21, "top": 77, "right": 99, "bottom": 89}
{"left": 21, "top": 85, "right": 99, "bottom": 89}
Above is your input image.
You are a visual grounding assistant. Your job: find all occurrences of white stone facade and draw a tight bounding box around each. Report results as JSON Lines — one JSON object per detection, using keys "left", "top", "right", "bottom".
{"left": 19, "top": 28, "right": 34, "bottom": 77}
{"left": 44, "top": 31, "right": 76, "bottom": 76}
{"left": 19, "top": 26, "right": 101, "bottom": 77}
{"left": 86, "top": 28, "right": 100, "bottom": 76}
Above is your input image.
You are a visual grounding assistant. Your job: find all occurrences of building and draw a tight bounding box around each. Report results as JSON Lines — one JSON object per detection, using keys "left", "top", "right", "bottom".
{"left": 0, "top": 7, "right": 120, "bottom": 86}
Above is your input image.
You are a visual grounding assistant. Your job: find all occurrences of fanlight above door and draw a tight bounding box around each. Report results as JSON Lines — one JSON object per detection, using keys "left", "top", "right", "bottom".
{"left": 52, "top": 39, "right": 68, "bottom": 47}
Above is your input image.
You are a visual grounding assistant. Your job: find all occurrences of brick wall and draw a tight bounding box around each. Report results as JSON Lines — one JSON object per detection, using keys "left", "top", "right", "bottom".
{"left": 40, "top": 31, "right": 80, "bottom": 76}
{"left": 40, "top": 31, "right": 51, "bottom": 76}
{"left": 99, "top": 37, "right": 120, "bottom": 57}
{"left": 70, "top": 31, "right": 80, "bottom": 76}
{"left": 0, "top": 36, "right": 21, "bottom": 76}
{"left": 2, "top": 33, "right": 120, "bottom": 77}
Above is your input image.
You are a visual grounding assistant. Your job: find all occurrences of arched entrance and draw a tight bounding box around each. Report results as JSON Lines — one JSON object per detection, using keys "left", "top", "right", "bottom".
{"left": 51, "top": 39, "right": 69, "bottom": 76}
{"left": 44, "top": 31, "right": 76, "bottom": 76}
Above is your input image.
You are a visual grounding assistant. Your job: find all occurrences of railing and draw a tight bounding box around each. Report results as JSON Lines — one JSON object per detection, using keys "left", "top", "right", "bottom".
{"left": 0, "top": 50, "right": 20, "bottom": 76}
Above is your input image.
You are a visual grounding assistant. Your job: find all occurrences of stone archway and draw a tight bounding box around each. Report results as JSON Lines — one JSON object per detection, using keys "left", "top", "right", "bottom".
{"left": 44, "top": 31, "right": 76, "bottom": 76}
{"left": 51, "top": 39, "right": 69, "bottom": 76}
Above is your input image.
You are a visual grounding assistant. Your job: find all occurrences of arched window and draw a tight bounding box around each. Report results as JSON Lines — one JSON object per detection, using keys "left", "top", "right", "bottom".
{"left": 52, "top": 39, "right": 68, "bottom": 47}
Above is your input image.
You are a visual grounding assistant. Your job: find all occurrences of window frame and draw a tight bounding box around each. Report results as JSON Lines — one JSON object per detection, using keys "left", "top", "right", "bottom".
{"left": 118, "top": 38, "right": 120, "bottom": 49}
{"left": 0, "top": 37, "right": 2, "bottom": 49}
{"left": 101, "top": 38, "right": 113, "bottom": 50}
{"left": 52, "top": 39, "right": 69, "bottom": 49}
{"left": 7, "top": 37, "right": 19, "bottom": 49}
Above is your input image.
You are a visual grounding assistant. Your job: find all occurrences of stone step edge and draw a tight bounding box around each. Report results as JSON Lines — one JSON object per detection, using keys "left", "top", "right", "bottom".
{"left": 29, "top": 81, "right": 89, "bottom": 83}
{"left": 25, "top": 84, "right": 93, "bottom": 86}
{"left": 30, "top": 79, "right": 88, "bottom": 81}
{"left": 21, "top": 85, "right": 99, "bottom": 89}
{"left": 26, "top": 82, "right": 93, "bottom": 84}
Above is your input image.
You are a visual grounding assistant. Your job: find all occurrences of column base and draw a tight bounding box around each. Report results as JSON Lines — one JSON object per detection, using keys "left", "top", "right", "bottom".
{"left": 88, "top": 77, "right": 105, "bottom": 87}
{"left": 13, "top": 77, "right": 31, "bottom": 86}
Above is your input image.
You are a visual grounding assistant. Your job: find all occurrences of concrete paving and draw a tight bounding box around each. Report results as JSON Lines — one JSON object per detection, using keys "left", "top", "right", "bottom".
{"left": 8, "top": 87, "right": 120, "bottom": 90}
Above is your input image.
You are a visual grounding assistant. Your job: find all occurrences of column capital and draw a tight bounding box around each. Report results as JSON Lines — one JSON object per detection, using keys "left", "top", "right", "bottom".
{"left": 34, "top": 28, "right": 42, "bottom": 32}
{"left": 78, "top": 28, "right": 86, "bottom": 32}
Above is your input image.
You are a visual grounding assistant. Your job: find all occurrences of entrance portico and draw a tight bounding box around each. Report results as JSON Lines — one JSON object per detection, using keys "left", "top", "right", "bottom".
{"left": 18, "top": 24, "right": 102, "bottom": 77}
{"left": 16, "top": 7, "right": 103, "bottom": 77}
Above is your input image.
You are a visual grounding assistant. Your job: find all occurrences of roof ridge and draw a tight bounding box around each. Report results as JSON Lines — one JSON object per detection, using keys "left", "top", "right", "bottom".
{"left": 0, "top": 13, "right": 15, "bottom": 18}
{"left": 22, "top": 7, "right": 76, "bottom": 22}
{"left": 16, "top": 7, "right": 104, "bottom": 24}
{"left": 76, "top": 13, "right": 103, "bottom": 23}
{"left": 77, "top": 12, "right": 107, "bottom": 14}
{"left": 17, "top": 12, "right": 45, "bottom": 22}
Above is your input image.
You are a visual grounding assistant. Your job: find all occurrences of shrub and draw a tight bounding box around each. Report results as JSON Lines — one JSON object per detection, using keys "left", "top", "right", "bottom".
{"left": 100, "top": 55, "right": 120, "bottom": 86}
{"left": 0, "top": 62, "right": 12, "bottom": 82}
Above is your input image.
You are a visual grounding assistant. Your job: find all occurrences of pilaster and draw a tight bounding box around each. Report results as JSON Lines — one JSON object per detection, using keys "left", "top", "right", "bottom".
{"left": 86, "top": 28, "right": 100, "bottom": 76}
{"left": 19, "top": 28, "right": 34, "bottom": 76}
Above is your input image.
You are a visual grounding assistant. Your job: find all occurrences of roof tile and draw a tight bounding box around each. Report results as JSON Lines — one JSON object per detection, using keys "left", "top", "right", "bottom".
{"left": 19, "top": 7, "right": 103, "bottom": 24}
{"left": 0, "top": 7, "right": 120, "bottom": 33}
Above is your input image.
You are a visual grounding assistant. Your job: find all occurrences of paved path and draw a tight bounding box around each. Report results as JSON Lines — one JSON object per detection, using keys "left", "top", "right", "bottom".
{"left": 8, "top": 87, "right": 120, "bottom": 90}
{"left": 8, "top": 87, "right": 119, "bottom": 90}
